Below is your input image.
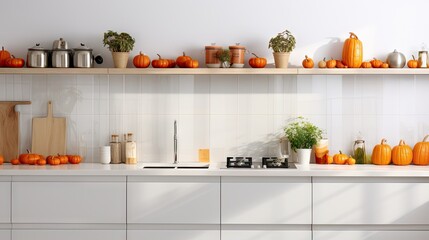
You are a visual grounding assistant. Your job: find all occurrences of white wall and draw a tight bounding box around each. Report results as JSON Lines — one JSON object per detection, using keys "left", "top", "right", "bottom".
{"left": 3, "top": 0, "right": 429, "bottom": 67}
{"left": 1, "top": 0, "right": 429, "bottom": 163}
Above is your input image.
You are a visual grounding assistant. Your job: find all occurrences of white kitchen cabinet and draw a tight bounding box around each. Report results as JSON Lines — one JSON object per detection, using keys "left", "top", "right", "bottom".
{"left": 0, "top": 230, "right": 10, "bottom": 240}
{"left": 12, "top": 229, "right": 125, "bottom": 240}
{"left": 221, "top": 177, "right": 311, "bottom": 224}
{"left": 313, "top": 230, "right": 429, "bottom": 240}
{"left": 222, "top": 229, "right": 311, "bottom": 240}
{"left": 127, "top": 229, "right": 219, "bottom": 240}
{"left": 0, "top": 177, "right": 11, "bottom": 223}
{"left": 313, "top": 177, "right": 429, "bottom": 225}
{"left": 127, "top": 176, "right": 220, "bottom": 224}
{"left": 12, "top": 176, "right": 126, "bottom": 224}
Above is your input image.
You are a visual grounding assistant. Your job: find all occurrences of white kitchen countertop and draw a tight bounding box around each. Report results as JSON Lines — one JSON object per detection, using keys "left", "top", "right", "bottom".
{"left": 1, "top": 162, "right": 429, "bottom": 177}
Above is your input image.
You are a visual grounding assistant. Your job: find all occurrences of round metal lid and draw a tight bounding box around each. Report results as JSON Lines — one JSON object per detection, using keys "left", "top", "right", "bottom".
{"left": 74, "top": 43, "right": 93, "bottom": 51}
{"left": 28, "top": 43, "right": 47, "bottom": 51}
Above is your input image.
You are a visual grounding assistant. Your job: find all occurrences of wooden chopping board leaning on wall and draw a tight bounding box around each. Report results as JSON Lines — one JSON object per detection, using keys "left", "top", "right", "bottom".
{"left": 0, "top": 101, "right": 31, "bottom": 162}
{"left": 31, "top": 101, "right": 67, "bottom": 157}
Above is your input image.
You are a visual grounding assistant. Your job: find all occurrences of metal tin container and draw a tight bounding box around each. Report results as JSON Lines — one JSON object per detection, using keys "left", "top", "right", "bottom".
{"left": 205, "top": 44, "right": 222, "bottom": 68}
{"left": 229, "top": 43, "right": 246, "bottom": 68}
{"left": 27, "top": 44, "right": 49, "bottom": 68}
{"left": 51, "top": 38, "right": 71, "bottom": 68}
{"left": 418, "top": 50, "right": 428, "bottom": 68}
{"left": 386, "top": 49, "right": 406, "bottom": 68}
{"left": 73, "top": 43, "right": 103, "bottom": 68}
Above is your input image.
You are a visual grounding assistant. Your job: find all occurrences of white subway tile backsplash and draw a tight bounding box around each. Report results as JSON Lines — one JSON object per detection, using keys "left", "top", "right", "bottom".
{"left": 2, "top": 73, "right": 429, "bottom": 163}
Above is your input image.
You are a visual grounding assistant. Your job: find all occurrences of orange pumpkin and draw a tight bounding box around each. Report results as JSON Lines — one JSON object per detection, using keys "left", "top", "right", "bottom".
{"left": 185, "top": 59, "right": 199, "bottom": 68}
{"left": 0, "top": 46, "right": 11, "bottom": 67}
{"left": 11, "top": 158, "right": 20, "bottom": 165}
{"left": 370, "top": 58, "right": 383, "bottom": 68}
{"left": 407, "top": 55, "right": 418, "bottom": 68}
{"left": 176, "top": 52, "right": 192, "bottom": 68}
{"left": 333, "top": 151, "right": 348, "bottom": 164}
{"left": 248, "top": 53, "right": 267, "bottom": 68}
{"left": 57, "top": 154, "right": 68, "bottom": 164}
{"left": 36, "top": 159, "right": 47, "bottom": 165}
{"left": 346, "top": 156, "right": 356, "bottom": 165}
{"left": 381, "top": 62, "right": 389, "bottom": 68}
{"left": 392, "top": 139, "right": 413, "bottom": 166}
{"left": 413, "top": 135, "right": 429, "bottom": 166}
{"left": 167, "top": 59, "right": 176, "bottom": 68}
{"left": 302, "top": 55, "right": 314, "bottom": 68}
{"left": 68, "top": 155, "right": 82, "bottom": 164}
{"left": 0, "top": 155, "right": 3, "bottom": 165}
{"left": 371, "top": 138, "right": 392, "bottom": 165}
{"left": 336, "top": 60, "right": 347, "bottom": 68}
{"left": 5, "top": 55, "right": 25, "bottom": 68}
{"left": 361, "top": 62, "right": 372, "bottom": 68}
{"left": 133, "top": 52, "right": 150, "bottom": 68}
{"left": 326, "top": 58, "right": 336, "bottom": 68}
{"left": 152, "top": 54, "right": 170, "bottom": 68}
{"left": 342, "top": 32, "right": 363, "bottom": 68}
{"left": 19, "top": 150, "right": 41, "bottom": 165}
{"left": 47, "top": 155, "right": 61, "bottom": 165}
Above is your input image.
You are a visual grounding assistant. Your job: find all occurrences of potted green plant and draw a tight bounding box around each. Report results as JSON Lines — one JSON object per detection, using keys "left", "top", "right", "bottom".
{"left": 268, "top": 29, "right": 296, "bottom": 68}
{"left": 103, "top": 30, "right": 135, "bottom": 68}
{"left": 217, "top": 49, "right": 231, "bottom": 68}
{"left": 284, "top": 117, "right": 322, "bottom": 165}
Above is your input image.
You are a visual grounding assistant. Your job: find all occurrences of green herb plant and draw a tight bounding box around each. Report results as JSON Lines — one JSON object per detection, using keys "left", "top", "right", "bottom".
{"left": 217, "top": 49, "right": 231, "bottom": 62}
{"left": 268, "top": 30, "right": 296, "bottom": 53}
{"left": 103, "top": 30, "right": 135, "bottom": 52}
{"left": 284, "top": 116, "right": 322, "bottom": 151}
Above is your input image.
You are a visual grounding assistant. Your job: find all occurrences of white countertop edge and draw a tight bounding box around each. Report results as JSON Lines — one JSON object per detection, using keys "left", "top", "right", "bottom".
{"left": 1, "top": 163, "right": 429, "bottom": 177}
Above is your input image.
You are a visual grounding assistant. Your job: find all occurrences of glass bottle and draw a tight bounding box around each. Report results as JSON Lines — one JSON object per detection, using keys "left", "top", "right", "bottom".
{"left": 352, "top": 132, "right": 366, "bottom": 164}
{"left": 110, "top": 134, "right": 121, "bottom": 164}
{"left": 121, "top": 134, "right": 127, "bottom": 163}
{"left": 126, "top": 133, "right": 137, "bottom": 164}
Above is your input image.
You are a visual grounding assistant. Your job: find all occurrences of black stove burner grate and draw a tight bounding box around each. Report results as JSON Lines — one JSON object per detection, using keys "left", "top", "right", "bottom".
{"left": 262, "top": 157, "right": 289, "bottom": 168}
{"left": 226, "top": 157, "right": 252, "bottom": 168}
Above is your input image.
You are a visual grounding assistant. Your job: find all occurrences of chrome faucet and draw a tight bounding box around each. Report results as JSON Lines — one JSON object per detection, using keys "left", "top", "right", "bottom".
{"left": 174, "top": 120, "right": 178, "bottom": 164}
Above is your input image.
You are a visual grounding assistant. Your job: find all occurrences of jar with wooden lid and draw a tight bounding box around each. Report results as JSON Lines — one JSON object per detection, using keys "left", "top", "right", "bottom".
{"left": 229, "top": 43, "right": 246, "bottom": 68}
{"left": 205, "top": 44, "right": 222, "bottom": 68}
{"left": 110, "top": 134, "right": 121, "bottom": 164}
{"left": 126, "top": 133, "right": 137, "bottom": 164}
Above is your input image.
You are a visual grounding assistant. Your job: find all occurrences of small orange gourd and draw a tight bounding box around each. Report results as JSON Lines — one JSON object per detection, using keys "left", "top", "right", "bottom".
{"left": 326, "top": 58, "right": 337, "bottom": 68}
{"left": 336, "top": 60, "right": 347, "bottom": 68}
{"left": 381, "top": 62, "right": 389, "bottom": 68}
{"left": 413, "top": 135, "right": 429, "bottom": 166}
{"left": 133, "top": 52, "right": 151, "bottom": 68}
{"left": 68, "top": 155, "right": 82, "bottom": 164}
{"left": 176, "top": 52, "right": 192, "bottom": 68}
{"left": 371, "top": 138, "right": 392, "bottom": 165}
{"left": 11, "top": 158, "right": 20, "bottom": 165}
{"left": 392, "top": 140, "right": 413, "bottom": 166}
{"left": 57, "top": 154, "right": 68, "bottom": 164}
{"left": 36, "top": 159, "right": 47, "bottom": 165}
{"left": 185, "top": 59, "right": 199, "bottom": 68}
{"left": 333, "top": 151, "right": 348, "bottom": 164}
{"left": 342, "top": 32, "right": 363, "bottom": 68}
{"left": 0, "top": 155, "right": 3, "bottom": 165}
{"left": 407, "top": 55, "right": 418, "bottom": 68}
{"left": 302, "top": 55, "right": 314, "bottom": 68}
{"left": 361, "top": 62, "right": 372, "bottom": 68}
{"left": 0, "top": 47, "right": 11, "bottom": 67}
{"left": 152, "top": 54, "right": 170, "bottom": 68}
{"left": 47, "top": 155, "right": 61, "bottom": 165}
{"left": 370, "top": 58, "right": 383, "bottom": 68}
{"left": 248, "top": 53, "right": 267, "bottom": 68}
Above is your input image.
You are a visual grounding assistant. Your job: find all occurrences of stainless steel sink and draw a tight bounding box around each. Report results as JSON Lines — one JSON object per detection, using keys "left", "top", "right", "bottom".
{"left": 142, "top": 163, "right": 210, "bottom": 169}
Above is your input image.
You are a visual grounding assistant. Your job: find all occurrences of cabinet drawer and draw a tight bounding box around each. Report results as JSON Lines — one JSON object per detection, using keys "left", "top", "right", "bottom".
{"left": 12, "top": 179, "right": 126, "bottom": 223}
{"left": 0, "top": 182, "right": 11, "bottom": 223}
{"left": 222, "top": 230, "right": 311, "bottom": 240}
{"left": 127, "top": 229, "right": 219, "bottom": 240}
{"left": 12, "top": 230, "right": 125, "bottom": 240}
{"left": 314, "top": 230, "right": 429, "bottom": 240}
{"left": 127, "top": 176, "right": 220, "bottom": 224}
{"left": 221, "top": 177, "right": 311, "bottom": 224}
{"left": 313, "top": 177, "right": 429, "bottom": 224}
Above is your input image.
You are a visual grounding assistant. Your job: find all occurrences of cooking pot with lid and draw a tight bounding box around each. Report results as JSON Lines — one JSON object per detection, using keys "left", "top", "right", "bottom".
{"left": 73, "top": 43, "right": 103, "bottom": 68}
{"left": 27, "top": 43, "right": 49, "bottom": 68}
{"left": 51, "top": 38, "right": 72, "bottom": 68}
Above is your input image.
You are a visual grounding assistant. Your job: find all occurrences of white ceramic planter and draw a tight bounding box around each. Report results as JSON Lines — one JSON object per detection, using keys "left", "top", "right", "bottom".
{"left": 273, "top": 52, "right": 290, "bottom": 68}
{"left": 296, "top": 148, "right": 312, "bottom": 165}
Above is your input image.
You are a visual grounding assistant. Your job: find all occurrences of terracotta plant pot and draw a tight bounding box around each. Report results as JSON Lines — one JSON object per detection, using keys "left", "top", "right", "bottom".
{"left": 273, "top": 52, "right": 290, "bottom": 68}
{"left": 112, "top": 52, "right": 130, "bottom": 68}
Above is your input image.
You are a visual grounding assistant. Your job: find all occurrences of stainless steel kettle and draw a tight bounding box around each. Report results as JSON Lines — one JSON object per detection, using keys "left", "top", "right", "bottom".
{"left": 27, "top": 43, "right": 49, "bottom": 68}
{"left": 51, "top": 38, "right": 72, "bottom": 68}
{"left": 73, "top": 43, "right": 103, "bottom": 68}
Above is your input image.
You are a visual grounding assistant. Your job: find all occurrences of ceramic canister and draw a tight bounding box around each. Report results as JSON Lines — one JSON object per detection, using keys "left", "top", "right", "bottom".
{"left": 205, "top": 44, "right": 222, "bottom": 68}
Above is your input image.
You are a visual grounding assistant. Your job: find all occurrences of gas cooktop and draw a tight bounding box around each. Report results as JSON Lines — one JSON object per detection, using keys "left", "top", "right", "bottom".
{"left": 224, "top": 156, "right": 296, "bottom": 169}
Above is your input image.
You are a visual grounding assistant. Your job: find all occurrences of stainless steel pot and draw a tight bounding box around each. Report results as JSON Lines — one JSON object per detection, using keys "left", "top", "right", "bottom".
{"left": 27, "top": 44, "right": 49, "bottom": 68}
{"left": 51, "top": 38, "right": 71, "bottom": 68}
{"left": 73, "top": 43, "right": 103, "bottom": 68}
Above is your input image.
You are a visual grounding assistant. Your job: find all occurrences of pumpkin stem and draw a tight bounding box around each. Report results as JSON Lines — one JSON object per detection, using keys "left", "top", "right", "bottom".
{"left": 399, "top": 139, "right": 405, "bottom": 146}
{"left": 381, "top": 138, "right": 387, "bottom": 145}
{"left": 139, "top": 51, "right": 143, "bottom": 55}
{"left": 323, "top": 57, "right": 326, "bottom": 61}
{"left": 10, "top": 55, "right": 15, "bottom": 59}
{"left": 412, "top": 55, "right": 415, "bottom": 60}
{"left": 157, "top": 54, "right": 162, "bottom": 59}
{"left": 305, "top": 55, "right": 308, "bottom": 60}
{"left": 1, "top": 47, "right": 4, "bottom": 51}
{"left": 26, "top": 149, "right": 30, "bottom": 154}
{"left": 423, "top": 135, "right": 429, "bottom": 142}
{"left": 251, "top": 53, "right": 259, "bottom": 58}
{"left": 349, "top": 32, "right": 358, "bottom": 39}
{"left": 339, "top": 150, "right": 342, "bottom": 154}
{"left": 183, "top": 52, "right": 186, "bottom": 56}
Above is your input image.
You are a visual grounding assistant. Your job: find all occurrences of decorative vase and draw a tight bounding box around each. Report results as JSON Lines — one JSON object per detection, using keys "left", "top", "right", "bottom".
{"left": 111, "top": 52, "right": 130, "bottom": 68}
{"left": 221, "top": 61, "right": 231, "bottom": 68}
{"left": 296, "top": 148, "right": 312, "bottom": 165}
{"left": 273, "top": 52, "right": 290, "bottom": 68}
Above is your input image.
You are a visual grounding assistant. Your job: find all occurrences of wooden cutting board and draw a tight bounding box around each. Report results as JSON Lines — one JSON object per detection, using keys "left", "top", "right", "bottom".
{"left": 0, "top": 101, "right": 31, "bottom": 162}
{"left": 31, "top": 101, "right": 66, "bottom": 156}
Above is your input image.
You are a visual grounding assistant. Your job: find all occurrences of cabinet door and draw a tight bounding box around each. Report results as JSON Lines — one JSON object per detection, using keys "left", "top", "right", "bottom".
{"left": 221, "top": 177, "right": 311, "bottom": 224}
{"left": 222, "top": 229, "right": 310, "bottom": 240}
{"left": 313, "top": 177, "right": 429, "bottom": 224}
{"left": 0, "top": 230, "right": 11, "bottom": 240}
{"left": 314, "top": 230, "right": 429, "bottom": 240}
{"left": 12, "top": 176, "right": 126, "bottom": 224}
{"left": 12, "top": 230, "right": 125, "bottom": 240}
{"left": 0, "top": 177, "right": 11, "bottom": 223}
{"left": 127, "top": 230, "right": 219, "bottom": 240}
{"left": 127, "top": 176, "right": 220, "bottom": 224}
